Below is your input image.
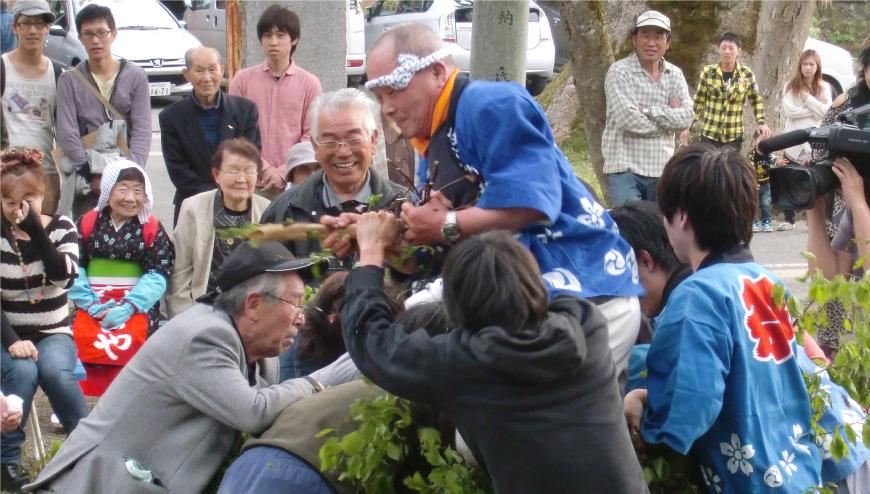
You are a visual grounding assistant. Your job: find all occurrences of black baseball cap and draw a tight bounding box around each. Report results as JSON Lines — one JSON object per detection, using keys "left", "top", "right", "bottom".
{"left": 214, "top": 241, "right": 323, "bottom": 294}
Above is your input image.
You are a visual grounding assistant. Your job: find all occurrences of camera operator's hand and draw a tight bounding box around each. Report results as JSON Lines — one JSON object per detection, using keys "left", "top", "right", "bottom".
{"left": 832, "top": 158, "right": 867, "bottom": 212}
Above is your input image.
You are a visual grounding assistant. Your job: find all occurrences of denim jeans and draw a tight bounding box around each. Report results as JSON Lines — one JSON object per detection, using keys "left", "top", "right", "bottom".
{"left": 758, "top": 183, "right": 772, "bottom": 223}
{"left": 606, "top": 171, "right": 658, "bottom": 207}
{"left": 217, "top": 446, "right": 334, "bottom": 494}
{"left": 1, "top": 334, "right": 89, "bottom": 464}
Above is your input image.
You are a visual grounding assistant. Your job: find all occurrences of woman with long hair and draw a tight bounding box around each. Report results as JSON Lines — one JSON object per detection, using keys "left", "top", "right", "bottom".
{"left": 0, "top": 148, "right": 89, "bottom": 490}
{"left": 777, "top": 49, "right": 833, "bottom": 231}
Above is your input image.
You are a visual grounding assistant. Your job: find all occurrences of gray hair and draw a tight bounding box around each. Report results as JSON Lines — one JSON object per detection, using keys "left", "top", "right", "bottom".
{"left": 184, "top": 46, "right": 223, "bottom": 70}
{"left": 214, "top": 271, "right": 289, "bottom": 316}
{"left": 309, "top": 88, "right": 379, "bottom": 140}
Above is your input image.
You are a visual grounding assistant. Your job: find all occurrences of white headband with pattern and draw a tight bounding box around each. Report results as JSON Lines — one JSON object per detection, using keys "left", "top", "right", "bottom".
{"left": 365, "top": 48, "right": 452, "bottom": 90}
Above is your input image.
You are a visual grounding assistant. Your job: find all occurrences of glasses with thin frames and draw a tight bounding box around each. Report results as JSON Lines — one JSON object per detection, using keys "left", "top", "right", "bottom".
{"left": 16, "top": 21, "right": 48, "bottom": 30}
{"left": 267, "top": 294, "right": 305, "bottom": 314}
{"left": 220, "top": 168, "right": 259, "bottom": 179}
{"left": 315, "top": 137, "right": 366, "bottom": 153}
{"left": 80, "top": 29, "right": 112, "bottom": 40}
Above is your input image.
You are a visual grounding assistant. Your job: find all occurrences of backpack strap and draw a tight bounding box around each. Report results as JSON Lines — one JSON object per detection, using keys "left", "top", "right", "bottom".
{"left": 80, "top": 210, "right": 99, "bottom": 243}
{"left": 52, "top": 61, "right": 63, "bottom": 84}
{"left": 142, "top": 216, "right": 159, "bottom": 248}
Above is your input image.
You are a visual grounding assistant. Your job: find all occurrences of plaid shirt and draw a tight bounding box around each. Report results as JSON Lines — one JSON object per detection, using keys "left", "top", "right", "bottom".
{"left": 692, "top": 63, "right": 765, "bottom": 143}
{"left": 602, "top": 53, "right": 694, "bottom": 177}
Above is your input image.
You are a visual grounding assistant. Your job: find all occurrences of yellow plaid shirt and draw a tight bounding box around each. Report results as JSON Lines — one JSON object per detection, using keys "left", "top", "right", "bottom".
{"left": 692, "top": 63, "right": 766, "bottom": 143}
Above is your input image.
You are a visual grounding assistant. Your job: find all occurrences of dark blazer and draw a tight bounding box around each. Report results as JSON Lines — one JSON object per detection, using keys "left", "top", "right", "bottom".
{"left": 158, "top": 91, "right": 260, "bottom": 205}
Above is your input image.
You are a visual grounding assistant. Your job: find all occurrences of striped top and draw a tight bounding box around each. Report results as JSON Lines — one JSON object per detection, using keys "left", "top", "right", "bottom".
{"left": 1, "top": 215, "right": 79, "bottom": 342}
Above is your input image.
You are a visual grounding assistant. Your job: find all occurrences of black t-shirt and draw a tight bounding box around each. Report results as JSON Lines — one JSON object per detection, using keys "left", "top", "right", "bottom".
{"left": 723, "top": 70, "right": 735, "bottom": 85}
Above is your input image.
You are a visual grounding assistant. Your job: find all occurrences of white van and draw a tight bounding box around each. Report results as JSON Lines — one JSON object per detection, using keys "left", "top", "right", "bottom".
{"left": 182, "top": 0, "right": 367, "bottom": 85}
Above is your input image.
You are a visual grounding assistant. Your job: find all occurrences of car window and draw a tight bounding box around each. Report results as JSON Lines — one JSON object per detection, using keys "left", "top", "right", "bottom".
{"left": 187, "top": 0, "right": 211, "bottom": 10}
{"left": 368, "top": 0, "right": 433, "bottom": 18}
{"left": 47, "top": 0, "right": 68, "bottom": 30}
{"left": 83, "top": 0, "right": 178, "bottom": 29}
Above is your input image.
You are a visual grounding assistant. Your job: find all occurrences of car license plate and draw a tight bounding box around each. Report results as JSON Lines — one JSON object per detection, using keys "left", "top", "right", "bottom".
{"left": 149, "top": 82, "right": 171, "bottom": 97}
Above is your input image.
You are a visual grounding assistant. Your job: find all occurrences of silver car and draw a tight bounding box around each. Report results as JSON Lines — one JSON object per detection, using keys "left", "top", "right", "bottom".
{"left": 44, "top": 0, "right": 202, "bottom": 96}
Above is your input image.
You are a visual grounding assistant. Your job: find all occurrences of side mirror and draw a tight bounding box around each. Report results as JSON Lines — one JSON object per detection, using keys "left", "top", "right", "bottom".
{"left": 49, "top": 24, "right": 66, "bottom": 36}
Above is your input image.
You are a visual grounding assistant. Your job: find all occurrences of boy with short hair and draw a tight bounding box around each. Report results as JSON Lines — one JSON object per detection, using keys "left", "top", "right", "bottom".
{"left": 624, "top": 144, "right": 822, "bottom": 492}
{"left": 2, "top": 0, "right": 63, "bottom": 213}
{"left": 229, "top": 4, "right": 322, "bottom": 199}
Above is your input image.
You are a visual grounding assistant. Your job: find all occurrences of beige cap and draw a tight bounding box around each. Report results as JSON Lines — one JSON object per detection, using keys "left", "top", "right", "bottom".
{"left": 635, "top": 10, "right": 671, "bottom": 32}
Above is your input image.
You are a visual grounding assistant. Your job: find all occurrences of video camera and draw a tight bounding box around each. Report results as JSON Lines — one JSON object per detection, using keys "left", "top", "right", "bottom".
{"left": 757, "top": 102, "right": 870, "bottom": 210}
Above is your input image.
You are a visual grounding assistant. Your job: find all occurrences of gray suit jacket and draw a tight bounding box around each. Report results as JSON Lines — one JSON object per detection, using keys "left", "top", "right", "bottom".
{"left": 25, "top": 304, "right": 319, "bottom": 493}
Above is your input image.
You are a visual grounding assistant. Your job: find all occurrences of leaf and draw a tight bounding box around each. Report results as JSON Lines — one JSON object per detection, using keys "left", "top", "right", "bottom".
{"left": 772, "top": 283, "right": 786, "bottom": 308}
{"left": 316, "top": 427, "right": 335, "bottom": 438}
{"left": 340, "top": 431, "right": 366, "bottom": 455}
{"left": 367, "top": 193, "right": 384, "bottom": 210}
{"left": 864, "top": 417, "right": 870, "bottom": 448}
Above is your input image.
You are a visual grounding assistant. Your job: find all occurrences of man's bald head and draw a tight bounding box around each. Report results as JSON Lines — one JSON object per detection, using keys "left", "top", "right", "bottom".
{"left": 185, "top": 46, "right": 222, "bottom": 69}
{"left": 369, "top": 23, "right": 454, "bottom": 67}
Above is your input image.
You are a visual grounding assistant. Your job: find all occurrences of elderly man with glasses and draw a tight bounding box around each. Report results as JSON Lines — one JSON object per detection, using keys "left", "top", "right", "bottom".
{"left": 26, "top": 241, "right": 358, "bottom": 494}
{"left": 260, "top": 87, "right": 407, "bottom": 269}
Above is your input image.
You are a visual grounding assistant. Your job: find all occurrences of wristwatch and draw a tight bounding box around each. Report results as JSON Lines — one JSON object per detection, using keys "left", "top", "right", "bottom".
{"left": 441, "top": 210, "right": 461, "bottom": 243}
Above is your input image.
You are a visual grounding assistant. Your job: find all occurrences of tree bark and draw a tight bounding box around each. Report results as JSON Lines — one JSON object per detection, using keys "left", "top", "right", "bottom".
{"left": 560, "top": 0, "right": 614, "bottom": 199}
{"left": 748, "top": 1, "right": 817, "bottom": 133}
{"left": 470, "top": 1, "right": 529, "bottom": 83}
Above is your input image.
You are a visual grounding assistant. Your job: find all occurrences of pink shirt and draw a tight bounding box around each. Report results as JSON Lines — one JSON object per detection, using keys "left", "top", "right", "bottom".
{"left": 228, "top": 61, "right": 322, "bottom": 184}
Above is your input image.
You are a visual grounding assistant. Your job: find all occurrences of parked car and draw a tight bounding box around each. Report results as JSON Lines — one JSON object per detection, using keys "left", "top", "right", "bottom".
{"left": 44, "top": 0, "right": 202, "bottom": 96}
{"left": 364, "top": 0, "right": 556, "bottom": 95}
{"left": 182, "top": 0, "right": 368, "bottom": 86}
{"left": 536, "top": 1, "right": 568, "bottom": 73}
{"left": 805, "top": 37, "right": 855, "bottom": 98}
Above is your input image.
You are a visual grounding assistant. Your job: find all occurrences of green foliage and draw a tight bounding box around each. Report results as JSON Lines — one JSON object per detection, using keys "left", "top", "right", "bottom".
{"left": 319, "top": 393, "right": 413, "bottom": 493}
{"left": 786, "top": 261, "right": 870, "bottom": 460}
{"left": 23, "top": 439, "right": 63, "bottom": 481}
{"left": 367, "top": 193, "right": 385, "bottom": 210}
{"left": 319, "top": 391, "right": 491, "bottom": 494}
{"left": 636, "top": 444, "right": 702, "bottom": 494}
{"left": 404, "top": 428, "right": 491, "bottom": 494}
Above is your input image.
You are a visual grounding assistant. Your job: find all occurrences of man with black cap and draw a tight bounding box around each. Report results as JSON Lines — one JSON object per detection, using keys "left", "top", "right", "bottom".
{"left": 25, "top": 242, "right": 358, "bottom": 494}
{"left": 602, "top": 10, "right": 693, "bottom": 207}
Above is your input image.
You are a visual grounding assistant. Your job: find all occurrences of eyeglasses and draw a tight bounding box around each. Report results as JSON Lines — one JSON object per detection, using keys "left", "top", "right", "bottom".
{"left": 220, "top": 168, "right": 258, "bottom": 179}
{"left": 315, "top": 137, "right": 366, "bottom": 153}
{"left": 16, "top": 21, "right": 48, "bottom": 30}
{"left": 267, "top": 294, "right": 305, "bottom": 313}
{"left": 80, "top": 29, "right": 112, "bottom": 40}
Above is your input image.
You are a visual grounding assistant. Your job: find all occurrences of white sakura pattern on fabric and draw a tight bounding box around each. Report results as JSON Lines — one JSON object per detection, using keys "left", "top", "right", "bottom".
{"left": 604, "top": 249, "right": 628, "bottom": 276}
{"left": 542, "top": 268, "right": 582, "bottom": 293}
{"left": 791, "top": 424, "right": 813, "bottom": 455}
{"left": 720, "top": 433, "right": 756, "bottom": 475}
{"left": 814, "top": 430, "right": 833, "bottom": 460}
{"left": 626, "top": 248, "right": 639, "bottom": 283}
{"left": 778, "top": 450, "right": 797, "bottom": 476}
{"left": 763, "top": 465, "right": 784, "bottom": 487}
{"left": 576, "top": 197, "right": 606, "bottom": 229}
{"left": 700, "top": 466, "right": 722, "bottom": 493}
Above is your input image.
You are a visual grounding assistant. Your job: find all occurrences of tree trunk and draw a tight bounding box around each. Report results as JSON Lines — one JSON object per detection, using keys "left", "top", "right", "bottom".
{"left": 560, "top": 0, "right": 614, "bottom": 200}
{"left": 470, "top": 1, "right": 529, "bottom": 83}
{"left": 748, "top": 1, "right": 817, "bottom": 133}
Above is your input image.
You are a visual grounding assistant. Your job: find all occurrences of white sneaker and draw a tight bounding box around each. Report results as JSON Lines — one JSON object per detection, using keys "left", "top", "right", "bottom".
{"left": 777, "top": 222, "right": 795, "bottom": 231}
{"left": 50, "top": 413, "right": 64, "bottom": 433}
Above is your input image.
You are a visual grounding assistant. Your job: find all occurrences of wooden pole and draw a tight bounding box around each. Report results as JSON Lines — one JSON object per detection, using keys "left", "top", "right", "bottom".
{"left": 225, "top": 0, "right": 242, "bottom": 81}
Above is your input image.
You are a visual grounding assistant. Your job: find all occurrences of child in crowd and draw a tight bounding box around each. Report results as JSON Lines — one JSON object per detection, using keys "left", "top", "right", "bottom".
{"left": 68, "top": 160, "right": 174, "bottom": 395}
{"left": 341, "top": 212, "right": 646, "bottom": 493}
{"left": 748, "top": 141, "right": 776, "bottom": 233}
{"left": 623, "top": 144, "right": 822, "bottom": 492}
